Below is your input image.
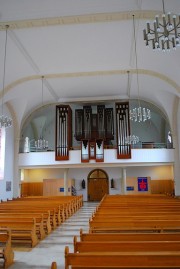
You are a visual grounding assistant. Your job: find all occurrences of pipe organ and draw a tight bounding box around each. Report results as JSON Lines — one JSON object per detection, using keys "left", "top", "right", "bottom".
{"left": 116, "top": 102, "right": 131, "bottom": 159}
{"left": 75, "top": 105, "right": 114, "bottom": 142}
{"left": 75, "top": 105, "right": 114, "bottom": 163}
{"left": 55, "top": 102, "right": 132, "bottom": 162}
{"left": 55, "top": 105, "right": 72, "bottom": 160}
{"left": 105, "top": 108, "right": 114, "bottom": 140}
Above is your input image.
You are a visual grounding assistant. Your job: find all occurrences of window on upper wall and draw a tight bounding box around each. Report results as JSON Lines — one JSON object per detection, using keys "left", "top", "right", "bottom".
{"left": 0, "top": 128, "right": 5, "bottom": 179}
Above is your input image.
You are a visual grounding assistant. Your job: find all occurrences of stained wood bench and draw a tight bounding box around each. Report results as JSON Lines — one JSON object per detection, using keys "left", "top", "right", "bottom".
{"left": 90, "top": 195, "right": 180, "bottom": 233}
{"left": 0, "top": 209, "right": 53, "bottom": 234}
{"left": 93, "top": 210, "right": 180, "bottom": 217}
{"left": 15, "top": 195, "right": 83, "bottom": 219}
{"left": 51, "top": 261, "right": 57, "bottom": 269}
{"left": 80, "top": 229, "right": 180, "bottom": 242}
{"left": 74, "top": 195, "right": 180, "bottom": 268}
{"left": 0, "top": 228, "right": 14, "bottom": 268}
{"left": 0, "top": 219, "right": 38, "bottom": 247}
{"left": 95, "top": 207, "right": 180, "bottom": 217}
{"left": 0, "top": 215, "right": 45, "bottom": 240}
{"left": 74, "top": 235, "right": 180, "bottom": 253}
{"left": 89, "top": 218, "right": 180, "bottom": 233}
{"left": 91, "top": 213, "right": 180, "bottom": 223}
{"left": 97, "top": 194, "right": 180, "bottom": 207}
{"left": 0, "top": 195, "right": 83, "bottom": 252}
{"left": 92, "top": 214, "right": 180, "bottom": 223}
{"left": 65, "top": 246, "right": 180, "bottom": 268}
{"left": 0, "top": 205, "right": 58, "bottom": 229}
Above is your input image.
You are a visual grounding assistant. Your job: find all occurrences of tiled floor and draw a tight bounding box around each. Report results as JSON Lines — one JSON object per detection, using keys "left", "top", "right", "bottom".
{"left": 9, "top": 202, "right": 98, "bottom": 269}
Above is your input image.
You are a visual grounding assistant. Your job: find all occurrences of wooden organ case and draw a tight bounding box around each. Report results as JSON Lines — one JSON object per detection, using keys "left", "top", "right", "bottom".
{"left": 116, "top": 102, "right": 131, "bottom": 159}
{"left": 55, "top": 105, "right": 72, "bottom": 160}
{"left": 75, "top": 105, "right": 114, "bottom": 163}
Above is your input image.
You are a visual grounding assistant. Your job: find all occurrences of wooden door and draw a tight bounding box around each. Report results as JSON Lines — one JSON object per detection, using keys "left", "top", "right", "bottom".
{"left": 88, "top": 169, "right": 109, "bottom": 201}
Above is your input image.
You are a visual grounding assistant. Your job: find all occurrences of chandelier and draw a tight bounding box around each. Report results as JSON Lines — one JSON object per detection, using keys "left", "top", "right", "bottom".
{"left": 129, "top": 107, "right": 151, "bottom": 122}
{"left": 130, "top": 15, "right": 151, "bottom": 123}
{"left": 143, "top": 0, "right": 180, "bottom": 51}
{"left": 34, "top": 76, "right": 48, "bottom": 150}
{"left": 35, "top": 137, "right": 48, "bottom": 150}
{"left": 125, "top": 135, "right": 139, "bottom": 145}
{"left": 0, "top": 25, "right": 12, "bottom": 128}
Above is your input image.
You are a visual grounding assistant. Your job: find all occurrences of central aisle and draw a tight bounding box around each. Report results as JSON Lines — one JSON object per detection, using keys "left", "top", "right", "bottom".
{"left": 9, "top": 202, "right": 99, "bottom": 269}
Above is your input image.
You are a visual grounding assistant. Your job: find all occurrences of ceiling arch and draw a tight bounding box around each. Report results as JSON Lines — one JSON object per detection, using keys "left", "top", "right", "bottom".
{"left": 2, "top": 68, "right": 179, "bottom": 102}
{"left": 0, "top": 0, "right": 179, "bottom": 129}
{"left": 0, "top": 10, "right": 167, "bottom": 31}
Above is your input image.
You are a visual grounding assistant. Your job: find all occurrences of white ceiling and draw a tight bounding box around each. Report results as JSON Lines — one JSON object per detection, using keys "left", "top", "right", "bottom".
{"left": 0, "top": 0, "right": 180, "bottom": 128}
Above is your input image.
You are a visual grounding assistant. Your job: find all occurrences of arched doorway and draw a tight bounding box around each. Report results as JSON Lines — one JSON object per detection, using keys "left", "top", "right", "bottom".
{"left": 88, "top": 169, "right": 109, "bottom": 201}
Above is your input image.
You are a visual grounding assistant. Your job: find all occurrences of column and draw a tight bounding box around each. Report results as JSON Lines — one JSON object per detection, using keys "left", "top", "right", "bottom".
{"left": 64, "top": 168, "right": 69, "bottom": 196}
{"left": 172, "top": 98, "right": 180, "bottom": 196}
{"left": 122, "top": 168, "right": 127, "bottom": 194}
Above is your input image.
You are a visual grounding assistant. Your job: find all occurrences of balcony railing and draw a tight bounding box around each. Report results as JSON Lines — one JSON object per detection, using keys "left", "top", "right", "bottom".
{"left": 19, "top": 138, "right": 173, "bottom": 153}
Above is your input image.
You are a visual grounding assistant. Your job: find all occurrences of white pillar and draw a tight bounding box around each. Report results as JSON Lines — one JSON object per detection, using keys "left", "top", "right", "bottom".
{"left": 172, "top": 98, "right": 180, "bottom": 196}
{"left": 64, "top": 168, "right": 69, "bottom": 196}
{"left": 13, "top": 122, "right": 21, "bottom": 198}
{"left": 122, "top": 168, "right": 127, "bottom": 194}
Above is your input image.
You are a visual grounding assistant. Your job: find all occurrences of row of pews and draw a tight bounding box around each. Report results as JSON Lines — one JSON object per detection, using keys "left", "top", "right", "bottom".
{"left": 64, "top": 194, "right": 180, "bottom": 268}
{"left": 0, "top": 195, "right": 83, "bottom": 268}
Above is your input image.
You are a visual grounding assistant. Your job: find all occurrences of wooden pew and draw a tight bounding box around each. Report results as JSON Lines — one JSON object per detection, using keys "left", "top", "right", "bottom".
{"left": 0, "top": 203, "right": 58, "bottom": 229}
{"left": 70, "top": 195, "right": 180, "bottom": 268}
{"left": 51, "top": 261, "right": 57, "bottom": 269}
{"left": 91, "top": 213, "right": 180, "bottom": 222}
{"left": 74, "top": 235, "right": 180, "bottom": 253}
{"left": 80, "top": 229, "right": 180, "bottom": 242}
{"left": 97, "top": 194, "right": 180, "bottom": 207}
{"left": 0, "top": 219, "right": 38, "bottom": 247}
{"left": 90, "top": 194, "right": 180, "bottom": 233}
{"left": 0, "top": 209, "right": 52, "bottom": 234}
{"left": 0, "top": 228, "right": 14, "bottom": 268}
{"left": 0, "top": 195, "right": 83, "bottom": 251}
{"left": 16, "top": 195, "right": 83, "bottom": 219}
{"left": 89, "top": 218, "right": 180, "bottom": 233}
{"left": 93, "top": 209, "right": 180, "bottom": 217}
{"left": 65, "top": 246, "right": 180, "bottom": 268}
{"left": 0, "top": 215, "right": 45, "bottom": 240}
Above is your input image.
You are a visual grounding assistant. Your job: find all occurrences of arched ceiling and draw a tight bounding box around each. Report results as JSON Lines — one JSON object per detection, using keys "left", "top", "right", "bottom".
{"left": 0, "top": 0, "right": 180, "bottom": 127}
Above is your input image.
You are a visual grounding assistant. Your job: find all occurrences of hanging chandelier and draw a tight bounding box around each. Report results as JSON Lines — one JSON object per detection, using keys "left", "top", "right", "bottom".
{"left": 143, "top": 0, "right": 180, "bottom": 51}
{"left": 129, "top": 107, "right": 151, "bottom": 122}
{"left": 125, "top": 135, "right": 139, "bottom": 145}
{"left": 35, "top": 138, "right": 48, "bottom": 150}
{"left": 34, "top": 76, "right": 48, "bottom": 150}
{"left": 130, "top": 15, "right": 151, "bottom": 123}
{"left": 0, "top": 25, "right": 12, "bottom": 128}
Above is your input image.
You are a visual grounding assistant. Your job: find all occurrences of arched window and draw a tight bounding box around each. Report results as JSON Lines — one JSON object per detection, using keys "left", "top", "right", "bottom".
{"left": 0, "top": 128, "right": 5, "bottom": 179}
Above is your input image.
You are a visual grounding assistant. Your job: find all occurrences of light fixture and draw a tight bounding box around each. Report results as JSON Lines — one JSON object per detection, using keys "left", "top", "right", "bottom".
{"left": 125, "top": 135, "right": 139, "bottom": 145}
{"left": 143, "top": 0, "right": 180, "bottom": 51}
{"left": 130, "top": 15, "right": 151, "bottom": 123}
{"left": 0, "top": 25, "right": 12, "bottom": 128}
{"left": 34, "top": 76, "right": 48, "bottom": 150}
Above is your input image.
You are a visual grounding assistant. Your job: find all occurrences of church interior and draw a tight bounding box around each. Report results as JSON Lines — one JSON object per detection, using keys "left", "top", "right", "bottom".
{"left": 0, "top": 0, "right": 180, "bottom": 268}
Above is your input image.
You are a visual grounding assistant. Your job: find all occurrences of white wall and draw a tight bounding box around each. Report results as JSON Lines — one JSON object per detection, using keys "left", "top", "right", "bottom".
{"left": 21, "top": 165, "right": 174, "bottom": 201}
{"left": 22, "top": 168, "right": 65, "bottom": 182}
{"left": 126, "top": 166, "right": 174, "bottom": 180}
